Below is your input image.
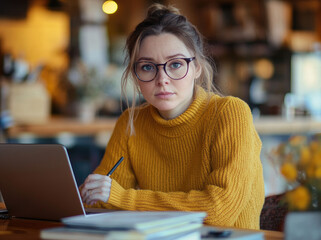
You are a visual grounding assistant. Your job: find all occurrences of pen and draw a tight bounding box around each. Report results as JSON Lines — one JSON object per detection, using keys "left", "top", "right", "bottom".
{"left": 202, "top": 229, "right": 232, "bottom": 238}
{"left": 107, "top": 156, "right": 124, "bottom": 176}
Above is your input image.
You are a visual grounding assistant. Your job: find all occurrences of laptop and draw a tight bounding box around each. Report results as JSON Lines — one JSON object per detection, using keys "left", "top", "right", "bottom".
{"left": 0, "top": 144, "right": 110, "bottom": 221}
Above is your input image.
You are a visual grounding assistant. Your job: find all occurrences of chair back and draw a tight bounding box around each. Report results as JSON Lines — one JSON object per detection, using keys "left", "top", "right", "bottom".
{"left": 260, "top": 193, "right": 288, "bottom": 231}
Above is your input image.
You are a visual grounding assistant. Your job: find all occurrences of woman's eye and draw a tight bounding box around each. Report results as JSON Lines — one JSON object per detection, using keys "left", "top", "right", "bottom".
{"left": 169, "top": 62, "right": 182, "bottom": 69}
{"left": 142, "top": 64, "right": 154, "bottom": 72}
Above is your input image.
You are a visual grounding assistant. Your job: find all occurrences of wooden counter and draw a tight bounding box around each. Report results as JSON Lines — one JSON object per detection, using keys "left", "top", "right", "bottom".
{"left": 7, "top": 117, "right": 118, "bottom": 138}
{"left": 254, "top": 116, "right": 321, "bottom": 135}
{"left": 7, "top": 116, "right": 321, "bottom": 138}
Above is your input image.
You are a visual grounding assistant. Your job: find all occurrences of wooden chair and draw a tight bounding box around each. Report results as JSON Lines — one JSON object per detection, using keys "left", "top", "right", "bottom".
{"left": 260, "top": 193, "right": 288, "bottom": 231}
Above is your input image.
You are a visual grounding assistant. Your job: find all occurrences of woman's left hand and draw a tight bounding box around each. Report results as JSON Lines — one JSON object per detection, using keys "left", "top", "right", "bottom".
{"left": 80, "top": 174, "right": 112, "bottom": 205}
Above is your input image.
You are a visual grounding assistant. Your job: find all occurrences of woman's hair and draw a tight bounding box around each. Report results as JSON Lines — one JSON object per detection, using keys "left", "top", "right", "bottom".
{"left": 121, "top": 3, "right": 219, "bottom": 135}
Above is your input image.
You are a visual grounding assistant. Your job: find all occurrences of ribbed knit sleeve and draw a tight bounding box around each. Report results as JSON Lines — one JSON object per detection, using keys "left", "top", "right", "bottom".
{"left": 204, "top": 97, "right": 264, "bottom": 228}
{"left": 92, "top": 90, "right": 264, "bottom": 230}
{"left": 94, "top": 111, "right": 137, "bottom": 189}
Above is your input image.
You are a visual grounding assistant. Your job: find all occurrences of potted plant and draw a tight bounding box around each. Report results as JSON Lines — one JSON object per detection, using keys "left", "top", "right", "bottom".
{"left": 270, "top": 134, "right": 321, "bottom": 239}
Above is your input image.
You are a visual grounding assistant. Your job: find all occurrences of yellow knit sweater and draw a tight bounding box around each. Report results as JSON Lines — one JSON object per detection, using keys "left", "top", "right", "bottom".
{"left": 93, "top": 87, "right": 265, "bottom": 229}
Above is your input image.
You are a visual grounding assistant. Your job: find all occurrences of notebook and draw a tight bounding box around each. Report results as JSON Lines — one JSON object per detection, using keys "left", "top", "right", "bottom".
{"left": 61, "top": 211, "right": 207, "bottom": 231}
{"left": 41, "top": 211, "right": 206, "bottom": 240}
{"left": 0, "top": 144, "right": 111, "bottom": 221}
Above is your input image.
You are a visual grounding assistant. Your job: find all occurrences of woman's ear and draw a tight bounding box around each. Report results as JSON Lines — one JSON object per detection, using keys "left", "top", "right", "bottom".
{"left": 194, "top": 60, "right": 202, "bottom": 79}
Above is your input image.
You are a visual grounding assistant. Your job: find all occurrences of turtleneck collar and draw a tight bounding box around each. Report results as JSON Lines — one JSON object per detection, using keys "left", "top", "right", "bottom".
{"left": 149, "top": 87, "right": 210, "bottom": 137}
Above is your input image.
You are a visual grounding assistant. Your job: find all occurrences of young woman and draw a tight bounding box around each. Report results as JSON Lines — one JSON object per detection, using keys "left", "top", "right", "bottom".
{"left": 81, "top": 3, "right": 264, "bottom": 230}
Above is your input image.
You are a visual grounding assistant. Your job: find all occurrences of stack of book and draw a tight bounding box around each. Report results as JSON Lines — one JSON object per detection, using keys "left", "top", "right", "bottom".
{"left": 40, "top": 211, "right": 207, "bottom": 240}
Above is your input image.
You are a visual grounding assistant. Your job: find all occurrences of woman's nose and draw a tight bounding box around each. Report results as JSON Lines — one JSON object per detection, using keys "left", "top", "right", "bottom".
{"left": 155, "top": 67, "right": 169, "bottom": 86}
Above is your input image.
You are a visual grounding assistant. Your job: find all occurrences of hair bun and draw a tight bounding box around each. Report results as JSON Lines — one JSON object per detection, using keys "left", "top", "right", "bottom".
{"left": 147, "top": 3, "right": 181, "bottom": 18}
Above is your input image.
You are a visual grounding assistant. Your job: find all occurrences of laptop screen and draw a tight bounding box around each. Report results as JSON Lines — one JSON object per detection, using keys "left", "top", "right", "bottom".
{"left": 0, "top": 144, "right": 86, "bottom": 221}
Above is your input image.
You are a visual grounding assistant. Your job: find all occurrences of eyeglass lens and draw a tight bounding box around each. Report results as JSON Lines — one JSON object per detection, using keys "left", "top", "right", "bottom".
{"left": 135, "top": 58, "right": 190, "bottom": 82}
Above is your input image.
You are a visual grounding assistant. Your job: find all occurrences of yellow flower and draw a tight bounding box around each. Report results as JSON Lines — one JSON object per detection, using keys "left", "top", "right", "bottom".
{"left": 306, "top": 164, "right": 316, "bottom": 178}
{"left": 300, "top": 147, "right": 311, "bottom": 165}
{"left": 287, "top": 186, "right": 311, "bottom": 211}
{"left": 315, "top": 167, "right": 321, "bottom": 178}
{"left": 311, "top": 150, "right": 321, "bottom": 167}
{"left": 280, "top": 162, "right": 297, "bottom": 181}
{"left": 289, "top": 136, "right": 306, "bottom": 146}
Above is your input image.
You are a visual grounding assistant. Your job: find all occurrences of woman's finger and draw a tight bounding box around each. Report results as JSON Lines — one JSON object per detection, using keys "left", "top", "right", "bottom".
{"left": 88, "top": 192, "right": 109, "bottom": 204}
{"left": 81, "top": 175, "right": 111, "bottom": 197}
{"left": 84, "top": 174, "right": 107, "bottom": 184}
{"left": 84, "top": 191, "right": 109, "bottom": 205}
{"left": 81, "top": 176, "right": 112, "bottom": 204}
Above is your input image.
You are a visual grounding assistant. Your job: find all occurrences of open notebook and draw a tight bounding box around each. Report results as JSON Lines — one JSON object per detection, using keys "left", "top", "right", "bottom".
{"left": 0, "top": 144, "right": 111, "bottom": 221}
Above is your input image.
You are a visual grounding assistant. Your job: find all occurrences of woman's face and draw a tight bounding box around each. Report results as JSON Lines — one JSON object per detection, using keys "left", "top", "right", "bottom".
{"left": 135, "top": 33, "right": 201, "bottom": 120}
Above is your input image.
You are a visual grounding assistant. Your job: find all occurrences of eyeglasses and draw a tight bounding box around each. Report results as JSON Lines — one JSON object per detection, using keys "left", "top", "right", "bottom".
{"left": 134, "top": 57, "right": 195, "bottom": 82}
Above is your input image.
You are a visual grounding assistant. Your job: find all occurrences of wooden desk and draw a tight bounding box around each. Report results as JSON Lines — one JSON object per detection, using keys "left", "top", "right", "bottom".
{"left": 0, "top": 218, "right": 283, "bottom": 240}
{"left": 0, "top": 218, "right": 62, "bottom": 240}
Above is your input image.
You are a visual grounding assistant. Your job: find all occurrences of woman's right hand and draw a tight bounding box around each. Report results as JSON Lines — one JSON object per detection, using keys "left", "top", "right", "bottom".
{"left": 80, "top": 174, "right": 112, "bottom": 205}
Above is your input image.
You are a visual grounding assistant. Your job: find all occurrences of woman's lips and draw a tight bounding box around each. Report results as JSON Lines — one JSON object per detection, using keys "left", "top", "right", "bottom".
{"left": 155, "top": 92, "right": 175, "bottom": 99}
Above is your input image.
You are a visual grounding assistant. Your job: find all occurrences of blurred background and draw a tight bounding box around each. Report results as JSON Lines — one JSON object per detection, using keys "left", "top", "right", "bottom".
{"left": 0, "top": 0, "right": 321, "bottom": 197}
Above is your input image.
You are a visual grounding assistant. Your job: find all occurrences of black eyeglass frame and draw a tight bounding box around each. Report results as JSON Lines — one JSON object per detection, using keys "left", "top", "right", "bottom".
{"left": 134, "top": 57, "right": 196, "bottom": 82}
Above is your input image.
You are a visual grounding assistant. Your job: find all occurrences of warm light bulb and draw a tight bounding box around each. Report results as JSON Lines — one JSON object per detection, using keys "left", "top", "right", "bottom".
{"left": 102, "top": 0, "right": 118, "bottom": 14}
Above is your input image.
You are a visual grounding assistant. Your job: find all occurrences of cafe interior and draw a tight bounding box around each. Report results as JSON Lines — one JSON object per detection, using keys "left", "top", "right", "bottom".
{"left": 0, "top": 0, "right": 321, "bottom": 235}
